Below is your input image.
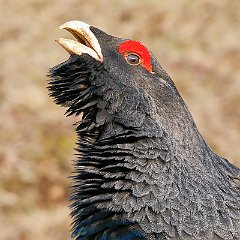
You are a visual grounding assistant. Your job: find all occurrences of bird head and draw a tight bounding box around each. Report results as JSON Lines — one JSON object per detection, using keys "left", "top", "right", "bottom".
{"left": 49, "top": 20, "right": 196, "bottom": 145}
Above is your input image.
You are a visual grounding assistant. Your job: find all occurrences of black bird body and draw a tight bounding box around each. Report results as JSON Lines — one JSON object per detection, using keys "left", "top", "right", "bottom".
{"left": 48, "top": 21, "right": 240, "bottom": 239}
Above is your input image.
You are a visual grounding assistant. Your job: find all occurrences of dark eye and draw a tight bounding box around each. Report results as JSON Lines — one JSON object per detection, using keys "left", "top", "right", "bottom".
{"left": 125, "top": 53, "right": 141, "bottom": 65}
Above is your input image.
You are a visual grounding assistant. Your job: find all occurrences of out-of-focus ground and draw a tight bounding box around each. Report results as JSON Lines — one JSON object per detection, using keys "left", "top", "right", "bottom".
{"left": 0, "top": 0, "right": 239, "bottom": 239}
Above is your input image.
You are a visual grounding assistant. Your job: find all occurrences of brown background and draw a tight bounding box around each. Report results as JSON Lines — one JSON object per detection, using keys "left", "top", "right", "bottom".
{"left": 1, "top": 0, "right": 239, "bottom": 239}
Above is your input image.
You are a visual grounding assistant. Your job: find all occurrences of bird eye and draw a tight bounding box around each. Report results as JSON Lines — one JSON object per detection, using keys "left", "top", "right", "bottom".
{"left": 125, "top": 53, "right": 141, "bottom": 65}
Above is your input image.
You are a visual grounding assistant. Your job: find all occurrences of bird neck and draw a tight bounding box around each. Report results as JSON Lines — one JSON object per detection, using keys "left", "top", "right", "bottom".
{"left": 71, "top": 117, "right": 240, "bottom": 239}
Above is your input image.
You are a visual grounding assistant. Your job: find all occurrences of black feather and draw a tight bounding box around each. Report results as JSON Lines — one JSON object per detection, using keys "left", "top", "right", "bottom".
{"left": 48, "top": 25, "right": 240, "bottom": 240}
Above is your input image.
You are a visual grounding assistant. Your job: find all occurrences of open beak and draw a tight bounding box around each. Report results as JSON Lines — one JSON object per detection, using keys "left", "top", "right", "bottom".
{"left": 56, "top": 20, "right": 103, "bottom": 62}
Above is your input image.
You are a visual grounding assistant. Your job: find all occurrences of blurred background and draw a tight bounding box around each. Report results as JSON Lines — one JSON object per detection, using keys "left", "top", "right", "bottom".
{"left": 0, "top": 0, "right": 239, "bottom": 239}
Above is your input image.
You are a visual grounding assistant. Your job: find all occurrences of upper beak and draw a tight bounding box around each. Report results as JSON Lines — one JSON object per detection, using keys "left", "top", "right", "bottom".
{"left": 56, "top": 20, "right": 103, "bottom": 62}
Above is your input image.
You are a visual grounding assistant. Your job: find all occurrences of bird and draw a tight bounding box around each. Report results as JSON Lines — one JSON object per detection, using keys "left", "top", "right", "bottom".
{"left": 48, "top": 20, "right": 240, "bottom": 240}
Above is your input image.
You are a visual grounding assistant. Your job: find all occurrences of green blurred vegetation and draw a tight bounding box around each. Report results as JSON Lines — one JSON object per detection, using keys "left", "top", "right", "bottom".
{"left": 0, "top": 0, "right": 239, "bottom": 239}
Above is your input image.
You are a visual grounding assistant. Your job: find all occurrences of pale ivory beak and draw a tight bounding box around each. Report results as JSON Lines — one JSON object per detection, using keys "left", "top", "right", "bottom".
{"left": 56, "top": 20, "right": 103, "bottom": 62}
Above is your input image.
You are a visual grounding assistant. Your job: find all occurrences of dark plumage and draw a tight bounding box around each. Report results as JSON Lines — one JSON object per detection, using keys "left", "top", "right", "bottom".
{"left": 48, "top": 21, "right": 240, "bottom": 240}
